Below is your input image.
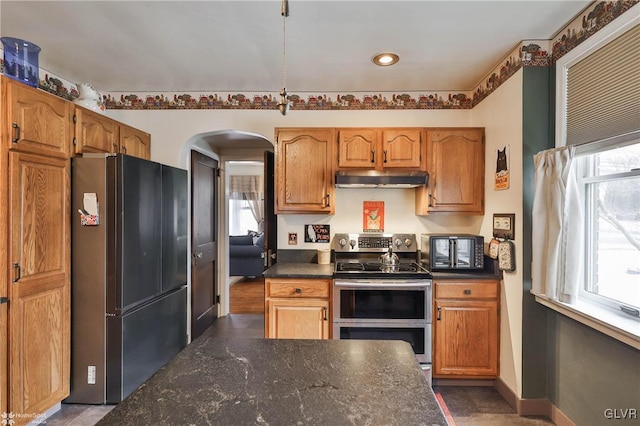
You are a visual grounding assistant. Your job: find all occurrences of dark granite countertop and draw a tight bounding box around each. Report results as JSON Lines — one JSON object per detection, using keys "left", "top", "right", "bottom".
{"left": 96, "top": 337, "right": 447, "bottom": 426}
{"left": 431, "top": 270, "right": 501, "bottom": 280}
{"left": 264, "top": 261, "right": 500, "bottom": 281}
{"left": 263, "top": 262, "right": 335, "bottom": 278}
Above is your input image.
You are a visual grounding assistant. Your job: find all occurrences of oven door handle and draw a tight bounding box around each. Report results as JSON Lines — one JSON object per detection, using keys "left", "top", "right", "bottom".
{"left": 334, "top": 280, "right": 431, "bottom": 288}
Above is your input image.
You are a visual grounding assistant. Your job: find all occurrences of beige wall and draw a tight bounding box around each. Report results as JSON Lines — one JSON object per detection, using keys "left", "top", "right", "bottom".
{"left": 471, "top": 70, "right": 524, "bottom": 396}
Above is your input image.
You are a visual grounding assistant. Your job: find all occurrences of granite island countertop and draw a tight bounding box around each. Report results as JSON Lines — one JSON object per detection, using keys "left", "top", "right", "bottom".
{"left": 96, "top": 337, "right": 447, "bottom": 426}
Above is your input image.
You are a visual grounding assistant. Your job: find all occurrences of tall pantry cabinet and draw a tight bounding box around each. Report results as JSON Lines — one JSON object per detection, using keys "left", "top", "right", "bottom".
{"left": 1, "top": 77, "right": 71, "bottom": 423}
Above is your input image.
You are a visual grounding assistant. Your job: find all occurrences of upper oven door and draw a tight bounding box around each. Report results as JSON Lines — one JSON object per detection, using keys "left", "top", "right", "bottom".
{"left": 333, "top": 280, "right": 431, "bottom": 323}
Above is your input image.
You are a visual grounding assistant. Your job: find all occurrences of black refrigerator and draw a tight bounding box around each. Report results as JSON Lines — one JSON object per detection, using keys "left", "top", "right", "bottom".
{"left": 66, "top": 154, "right": 188, "bottom": 404}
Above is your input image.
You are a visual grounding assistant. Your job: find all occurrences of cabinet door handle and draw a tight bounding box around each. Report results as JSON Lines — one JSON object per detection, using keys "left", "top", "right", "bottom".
{"left": 325, "top": 194, "right": 331, "bottom": 208}
{"left": 11, "top": 123, "right": 20, "bottom": 143}
{"left": 437, "top": 306, "right": 441, "bottom": 321}
{"left": 323, "top": 307, "right": 328, "bottom": 321}
{"left": 295, "top": 288, "right": 302, "bottom": 294}
{"left": 429, "top": 178, "right": 437, "bottom": 206}
{"left": 383, "top": 150, "right": 388, "bottom": 163}
{"left": 370, "top": 150, "right": 375, "bottom": 163}
{"left": 113, "top": 143, "right": 119, "bottom": 153}
{"left": 12, "top": 263, "right": 21, "bottom": 283}
{"left": 122, "top": 146, "right": 127, "bottom": 154}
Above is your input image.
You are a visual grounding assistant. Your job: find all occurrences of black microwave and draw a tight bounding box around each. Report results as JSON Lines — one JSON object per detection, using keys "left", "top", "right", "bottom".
{"left": 421, "top": 234, "right": 484, "bottom": 270}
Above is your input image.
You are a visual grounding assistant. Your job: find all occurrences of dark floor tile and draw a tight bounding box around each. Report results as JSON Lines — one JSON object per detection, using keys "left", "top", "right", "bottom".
{"left": 434, "top": 385, "right": 483, "bottom": 417}
{"left": 461, "top": 386, "right": 515, "bottom": 414}
{"left": 46, "top": 404, "right": 114, "bottom": 426}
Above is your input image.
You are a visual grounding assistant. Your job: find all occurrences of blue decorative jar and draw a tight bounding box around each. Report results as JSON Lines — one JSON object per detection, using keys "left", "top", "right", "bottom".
{"left": 1, "top": 37, "right": 41, "bottom": 87}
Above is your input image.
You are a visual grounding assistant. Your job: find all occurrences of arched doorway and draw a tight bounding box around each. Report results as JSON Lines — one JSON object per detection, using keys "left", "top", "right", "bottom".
{"left": 178, "top": 130, "right": 274, "bottom": 340}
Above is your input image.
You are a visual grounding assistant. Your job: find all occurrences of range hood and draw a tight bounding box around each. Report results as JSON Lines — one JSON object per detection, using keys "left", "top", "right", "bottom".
{"left": 335, "top": 171, "right": 429, "bottom": 188}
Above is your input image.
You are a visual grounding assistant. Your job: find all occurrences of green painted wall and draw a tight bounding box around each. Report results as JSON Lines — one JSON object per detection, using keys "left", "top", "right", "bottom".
{"left": 521, "top": 66, "right": 553, "bottom": 399}
{"left": 522, "top": 66, "right": 640, "bottom": 424}
{"left": 547, "top": 314, "right": 640, "bottom": 426}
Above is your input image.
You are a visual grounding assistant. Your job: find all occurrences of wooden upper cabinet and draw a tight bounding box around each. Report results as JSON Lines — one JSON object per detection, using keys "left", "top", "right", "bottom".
{"left": 275, "top": 128, "right": 334, "bottom": 214}
{"left": 3, "top": 77, "right": 71, "bottom": 158}
{"left": 337, "top": 129, "right": 378, "bottom": 168}
{"left": 120, "top": 123, "right": 151, "bottom": 160}
{"left": 74, "top": 107, "right": 119, "bottom": 155}
{"left": 381, "top": 128, "right": 423, "bottom": 169}
{"left": 416, "top": 128, "right": 485, "bottom": 215}
{"left": 337, "top": 128, "right": 422, "bottom": 170}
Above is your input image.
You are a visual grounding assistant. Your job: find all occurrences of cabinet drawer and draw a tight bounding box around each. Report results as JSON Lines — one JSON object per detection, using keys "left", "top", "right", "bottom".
{"left": 435, "top": 281, "right": 499, "bottom": 299}
{"left": 267, "top": 279, "right": 330, "bottom": 298}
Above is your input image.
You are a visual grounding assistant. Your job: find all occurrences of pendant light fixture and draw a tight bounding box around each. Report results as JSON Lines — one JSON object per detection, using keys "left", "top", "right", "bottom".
{"left": 278, "top": 0, "right": 290, "bottom": 115}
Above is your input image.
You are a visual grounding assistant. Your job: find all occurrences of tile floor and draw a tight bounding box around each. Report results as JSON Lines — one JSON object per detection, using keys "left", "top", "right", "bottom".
{"left": 46, "top": 314, "right": 555, "bottom": 425}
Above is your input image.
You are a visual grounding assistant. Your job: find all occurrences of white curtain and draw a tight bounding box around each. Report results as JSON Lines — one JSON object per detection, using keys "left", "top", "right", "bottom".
{"left": 531, "top": 145, "right": 583, "bottom": 303}
{"left": 229, "top": 175, "right": 264, "bottom": 232}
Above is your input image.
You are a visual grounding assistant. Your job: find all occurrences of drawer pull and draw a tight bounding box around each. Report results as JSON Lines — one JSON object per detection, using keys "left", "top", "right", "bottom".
{"left": 464, "top": 289, "right": 471, "bottom": 295}
{"left": 295, "top": 288, "right": 302, "bottom": 294}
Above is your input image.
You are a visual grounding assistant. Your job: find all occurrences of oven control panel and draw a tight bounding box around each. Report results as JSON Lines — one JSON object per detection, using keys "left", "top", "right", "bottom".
{"left": 333, "top": 233, "right": 417, "bottom": 252}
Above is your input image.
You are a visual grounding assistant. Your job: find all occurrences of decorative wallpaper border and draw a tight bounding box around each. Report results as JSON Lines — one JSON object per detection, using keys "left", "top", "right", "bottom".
{"left": 551, "top": 0, "right": 638, "bottom": 61}
{"left": 1, "top": 0, "right": 636, "bottom": 111}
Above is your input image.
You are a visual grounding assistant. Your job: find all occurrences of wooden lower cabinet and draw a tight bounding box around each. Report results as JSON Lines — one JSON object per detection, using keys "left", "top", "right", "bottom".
{"left": 265, "top": 278, "right": 331, "bottom": 339}
{"left": 433, "top": 280, "right": 499, "bottom": 379}
{"left": 8, "top": 152, "right": 70, "bottom": 422}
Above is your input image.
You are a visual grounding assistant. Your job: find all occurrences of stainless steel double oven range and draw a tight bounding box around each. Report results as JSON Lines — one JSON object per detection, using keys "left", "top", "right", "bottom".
{"left": 332, "top": 233, "right": 432, "bottom": 381}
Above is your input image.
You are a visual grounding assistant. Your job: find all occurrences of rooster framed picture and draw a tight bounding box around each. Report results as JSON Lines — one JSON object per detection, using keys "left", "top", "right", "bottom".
{"left": 363, "top": 201, "right": 384, "bottom": 232}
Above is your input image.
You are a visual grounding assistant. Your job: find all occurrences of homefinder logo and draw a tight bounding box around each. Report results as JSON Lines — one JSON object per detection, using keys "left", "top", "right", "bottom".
{"left": 604, "top": 408, "right": 638, "bottom": 420}
{"left": 1, "top": 412, "right": 46, "bottom": 425}
{"left": 1, "top": 412, "right": 14, "bottom": 425}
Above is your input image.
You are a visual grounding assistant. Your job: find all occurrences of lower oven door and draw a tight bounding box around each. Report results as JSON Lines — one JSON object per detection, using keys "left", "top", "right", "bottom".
{"left": 333, "top": 321, "right": 432, "bottom": 364}
{"left": 333, "top": 279, "right": 432, "bottom": 364}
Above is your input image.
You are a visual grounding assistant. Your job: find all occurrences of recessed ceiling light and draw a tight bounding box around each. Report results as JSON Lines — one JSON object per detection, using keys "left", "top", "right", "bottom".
{"left": 372, "top": 53, "right": 399, "bottom": 66}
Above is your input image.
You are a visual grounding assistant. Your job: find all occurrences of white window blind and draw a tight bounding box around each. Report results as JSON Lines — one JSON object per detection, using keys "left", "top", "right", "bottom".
{"left": 566, "top": 24, "right": 640, "bottom": 146}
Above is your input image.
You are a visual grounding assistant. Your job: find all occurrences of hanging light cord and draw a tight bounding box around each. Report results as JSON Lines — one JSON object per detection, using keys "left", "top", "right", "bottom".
{"left": 281, "top": 7, "right": 287, "bottom": 92}
{"left": 278, "top": 0, "right": 290, "bottom": 115}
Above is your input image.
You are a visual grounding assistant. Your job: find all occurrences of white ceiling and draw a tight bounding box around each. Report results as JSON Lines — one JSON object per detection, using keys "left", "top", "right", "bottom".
{"left": 1, "top": 1, "right": 591, "bottom": 94}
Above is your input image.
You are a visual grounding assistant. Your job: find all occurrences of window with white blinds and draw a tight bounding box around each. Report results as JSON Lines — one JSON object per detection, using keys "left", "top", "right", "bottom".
{"left": 566, "top": 23, "right": 640, "bottom": 146}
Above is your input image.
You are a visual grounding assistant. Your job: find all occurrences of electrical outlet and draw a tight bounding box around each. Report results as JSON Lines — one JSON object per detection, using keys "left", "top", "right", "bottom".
{"left": 88, "top": 365, "right": 96, "bottom": 384}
